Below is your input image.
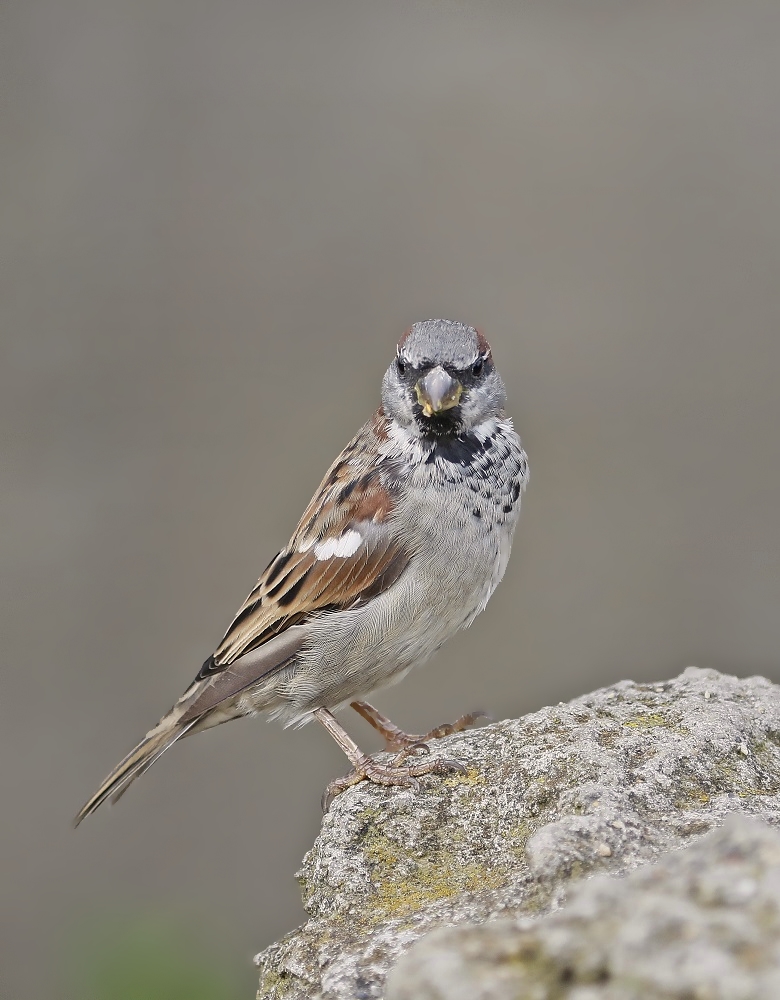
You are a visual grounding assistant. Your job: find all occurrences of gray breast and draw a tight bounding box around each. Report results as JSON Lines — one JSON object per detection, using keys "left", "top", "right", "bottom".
{"left": 397, "top": 417, "right": 527, "bottom": 618}
{"left": 272, "top": 418, "right": 528, "bottom": 722}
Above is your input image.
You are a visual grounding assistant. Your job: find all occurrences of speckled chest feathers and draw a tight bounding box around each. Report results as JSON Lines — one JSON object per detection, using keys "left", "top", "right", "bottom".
{"left": 245, "top": 409, "right": 529, "bottom": 726}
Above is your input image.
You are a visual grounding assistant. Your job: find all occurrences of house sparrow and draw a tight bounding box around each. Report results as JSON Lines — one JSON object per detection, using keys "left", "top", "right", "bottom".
{"left": 75, "top": 319, "right": 528, "bottom": 823}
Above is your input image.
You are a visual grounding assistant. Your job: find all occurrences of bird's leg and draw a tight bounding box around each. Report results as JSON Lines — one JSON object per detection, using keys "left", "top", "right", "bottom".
{"left": 351, "top": 700, "right": 489, "bottom": 754}
{"left": 350, "top": 701, "right": 429, "bottom": 753}
{"left": 315, "top": 707, "right": 465, "bottom": 812}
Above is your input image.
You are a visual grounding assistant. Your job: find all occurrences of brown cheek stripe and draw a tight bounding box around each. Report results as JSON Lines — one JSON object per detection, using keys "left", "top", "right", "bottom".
{"left": 397, "top": 326, "right": 414, "bottom": 351}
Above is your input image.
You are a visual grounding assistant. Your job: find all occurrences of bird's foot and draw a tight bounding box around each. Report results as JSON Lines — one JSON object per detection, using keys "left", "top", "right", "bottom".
{"left": 351, "top": 700, "right": 490, "bottom": 754}
{"left": 321, "top": 750, "right": 465, "bottom": 812}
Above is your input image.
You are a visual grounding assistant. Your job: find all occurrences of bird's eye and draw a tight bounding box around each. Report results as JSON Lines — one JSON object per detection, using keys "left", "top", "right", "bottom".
{"left": 472, "top": 357, "right": 484, "bottom": 377}
{"left": 397, "top": 357, "right": 407, "bottom": 375}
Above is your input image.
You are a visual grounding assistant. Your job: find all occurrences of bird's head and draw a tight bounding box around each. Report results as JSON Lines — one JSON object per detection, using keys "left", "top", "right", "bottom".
{"left": 381, "top": 319, "right": 506, "bottom": 438}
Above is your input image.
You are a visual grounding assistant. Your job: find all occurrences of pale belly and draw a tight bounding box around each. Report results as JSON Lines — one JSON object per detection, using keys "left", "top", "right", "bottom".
{"left": 275, "top": 477, "right": 521, "bottom": 721}
{"left": 241, "top": 421, "right": 527, "bottom": 725}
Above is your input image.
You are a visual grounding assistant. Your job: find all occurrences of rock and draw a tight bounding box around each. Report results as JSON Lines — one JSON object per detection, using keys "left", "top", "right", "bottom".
{"left": 386, "top": 815, "right": 780, "bottom": 1000}
{"left": 255, "top": 668, "right": 780, "bottom": 1000}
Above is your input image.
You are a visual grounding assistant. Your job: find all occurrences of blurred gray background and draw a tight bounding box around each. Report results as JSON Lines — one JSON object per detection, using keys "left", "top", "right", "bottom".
{"left": 4, "top": 1, "right": 780, "bottom": 997}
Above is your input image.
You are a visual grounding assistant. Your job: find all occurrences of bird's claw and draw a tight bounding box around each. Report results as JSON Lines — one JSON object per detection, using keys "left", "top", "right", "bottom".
{"left": 383, "top": 709, "right": 492, "bottom": 751}
{"left": 322, "top": 752, "right": 465, "bottom": 812}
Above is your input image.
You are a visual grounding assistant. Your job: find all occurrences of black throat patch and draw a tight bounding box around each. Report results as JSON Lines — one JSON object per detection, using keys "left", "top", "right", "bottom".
{"left": 414, "top": 406, "right": 463, "bottom": 440}
{"left": 424, "top": 427, "right": 495, "bottom": 467}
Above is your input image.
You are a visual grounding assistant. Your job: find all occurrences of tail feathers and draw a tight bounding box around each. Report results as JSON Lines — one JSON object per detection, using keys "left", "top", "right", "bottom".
{"left": 74, "top": 717, "right": 197, "bottom": 827}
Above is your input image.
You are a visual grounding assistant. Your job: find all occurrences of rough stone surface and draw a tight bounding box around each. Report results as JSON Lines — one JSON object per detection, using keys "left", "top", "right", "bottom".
{"left": 255, "top": 668, "right": 780, "bottom": 1000}
{"left": 387, "top": 815, "right": 780, "bottom": 1000}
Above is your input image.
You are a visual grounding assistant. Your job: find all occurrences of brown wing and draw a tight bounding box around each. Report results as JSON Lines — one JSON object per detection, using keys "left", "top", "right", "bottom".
{"left": 73, "top": 410, "right": 412, "bottom": 823}
{"left": 205, "top": 408, "right": 406, "bottom": 671}
{"left": 73, "top": 413, "right": 408, "bottom": 822}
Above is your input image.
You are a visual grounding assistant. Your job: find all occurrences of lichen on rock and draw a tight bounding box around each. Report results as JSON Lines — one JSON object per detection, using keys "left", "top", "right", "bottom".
{"left": 387, "top": 815, "right": 780, "bottom": 1000}
{"left": 256, "top": 667, "right": 780, "bottom": 1000}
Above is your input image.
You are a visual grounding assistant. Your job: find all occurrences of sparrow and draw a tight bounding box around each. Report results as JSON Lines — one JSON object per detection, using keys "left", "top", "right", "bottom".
{"left": 75, "top": 319, "right": 528, "bottom": 823}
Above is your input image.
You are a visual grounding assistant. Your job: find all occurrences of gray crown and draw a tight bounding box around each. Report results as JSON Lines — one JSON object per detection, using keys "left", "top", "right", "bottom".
{"left": 398, "top": 319, "right": 489, "bottom": 369}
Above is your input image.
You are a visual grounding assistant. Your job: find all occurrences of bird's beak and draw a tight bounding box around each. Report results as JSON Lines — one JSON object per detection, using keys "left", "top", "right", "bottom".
{"left": 415, "top": 366, "right": 463, "bottom": 417}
